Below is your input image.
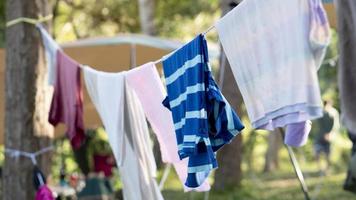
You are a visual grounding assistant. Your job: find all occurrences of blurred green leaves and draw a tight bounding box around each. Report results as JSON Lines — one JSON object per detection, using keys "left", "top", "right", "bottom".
{"left": 0, "top": 0, "right": 5, "bottom": 48}
{"left": 53, "top": 0, "right": 219, "bottom": 42}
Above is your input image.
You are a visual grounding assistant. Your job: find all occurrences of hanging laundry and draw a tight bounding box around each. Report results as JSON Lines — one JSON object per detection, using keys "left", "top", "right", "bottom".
{"left": 36, "top": 24, "right": 60, "bottom": 86}
{"left": 215, "top": 0, "right": 330, "bottom": 147}
{"left": 35, "top": 186, "right": 54, "bottom": 200}
{"left": 82, "top": 68, "right": 126, "bottom": 167}
{"left": 49, "top": 51, "right": 85, "bottom": 149}
{"left": 83, "top": 67, "right": 164, "bottom": 200}
{"left": 309, "top": 0, "right": 331, "bottom": 68}
{"left": 162, "top": 34, "right": 244, "bottom": 188}
{"left": 33, "top": 166, "right": 54, "bottom": 200}
{"left": 126, "top": 62, "right": 210, "bottom": 191}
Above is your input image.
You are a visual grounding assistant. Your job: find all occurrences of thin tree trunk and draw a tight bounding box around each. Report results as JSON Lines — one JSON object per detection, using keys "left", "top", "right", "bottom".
{"left": 263, "top": 131, "right": 282, "bottom": 172}
{"left": 213, "top": 58, "right": 244, "bottom": 190}
{"left": 213, "top": 0, "right": 243, "bottom": 190}
{"left": 138, "top": 0, "right": 156, "bottom": 35}
{"left": 4, "top": 0, "right": 53, "bottom": 199}
{"left": 336, "top": 0, "right": 356, "bottom": 133}
{"left": 336, "top": 0, "right": 356, "bottom": 191}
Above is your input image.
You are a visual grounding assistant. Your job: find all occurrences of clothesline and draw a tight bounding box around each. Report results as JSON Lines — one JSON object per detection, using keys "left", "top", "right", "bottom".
{"left": 153, "top": 25, "right": 215, "bottom": 65}
{"left": 6, "top": 14, "right": 53, "bottom": 27}
{"left": 5, "top": 13, "right": 216, "bottom": 67}
{"left": 5, "top": 146, "right": 54, "bottom": 165}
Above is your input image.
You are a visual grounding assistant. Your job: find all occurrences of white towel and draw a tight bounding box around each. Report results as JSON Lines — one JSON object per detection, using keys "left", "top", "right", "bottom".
{"left": 36, "top": 24, "right": 60, "bottom": 86}
{"left": 215, "top": 0, "right": 330, "bottom": 137}
{"left": 83, "top": 66, "right": 163, "bottom": 200}
{"left": 83, "top": 67, "right": 126, "bottom": 166}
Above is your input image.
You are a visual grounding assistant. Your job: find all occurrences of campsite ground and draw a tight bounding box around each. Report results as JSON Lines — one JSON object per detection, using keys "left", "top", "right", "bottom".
{"left": 162, "top": 171, "right": 355, "bottom": 200}
{"left": 159, "top": 132, "right": 356, "bottom": 200}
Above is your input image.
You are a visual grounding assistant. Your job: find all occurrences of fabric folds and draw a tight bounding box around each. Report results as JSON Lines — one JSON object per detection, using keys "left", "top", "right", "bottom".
{"left": 49, "top": 51, "right": 85, "bottom": 148}
{"left": 162, "top": 35, "right": 244, "bottom": 188}
{"left": 215, "top": 0, "right": 330, "bottom": 146}
{"left": 83, "top": 67, "right": 163, "bottom": 200}
{"left": 36, "top": 24, "right": 60, "bottom": 86}
{"left": 126, "top": 62, "right": 210, "bottom": 191}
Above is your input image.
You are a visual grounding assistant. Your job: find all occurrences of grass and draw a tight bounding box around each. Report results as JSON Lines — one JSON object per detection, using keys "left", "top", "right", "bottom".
{"left": 158, "top": 136, "right": 356, "bottom": 200}
{"left": 161, "top": 171, "right": 356, "bottom": 200}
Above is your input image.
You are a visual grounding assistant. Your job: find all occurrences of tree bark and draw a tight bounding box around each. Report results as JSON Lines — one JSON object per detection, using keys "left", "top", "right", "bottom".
{"left": 213, "top": 58, "right": 244, "bottom": 190}
{"left": 213, "top": 0, "right": 243, "bottom": 190}
{"left": 336, "top": 0, "right": 356, "bottom": 133}
{"left": 335, "top": 0, "right": 356, "bottom": 190}
{"left": 263, "top": 130, "right": 282, "bottom": 172}
{"left": 4, "top": 0, "right": 53, "bottom": 199}
{"left": 138, "top": 0, "right": 156, "bottom": 35}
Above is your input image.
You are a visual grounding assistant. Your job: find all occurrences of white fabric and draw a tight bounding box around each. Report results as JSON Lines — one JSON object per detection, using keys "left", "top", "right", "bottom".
{"left": 83, "top": 67, "right": 126, "bottom": 166}
{"left": 83, "top": 66, "right": 163, "bottom": 200}
{"left": 215, "top": 0, "right": 329, "bottom": 132}
{"left": 36, "top": 24, "right": 60, "bottom": 85}
{"left": 120, "top": 81, "right": 163, "bottom": 200}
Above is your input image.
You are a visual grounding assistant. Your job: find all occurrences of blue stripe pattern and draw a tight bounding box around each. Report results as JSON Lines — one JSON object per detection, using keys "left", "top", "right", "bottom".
{"left": 162, "top": 35, "right": 245, "bottom": 188}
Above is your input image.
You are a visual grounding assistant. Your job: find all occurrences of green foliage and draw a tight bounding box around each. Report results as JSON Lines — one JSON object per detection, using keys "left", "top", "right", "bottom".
{"left": 0, "top": 0, "right": 5, "bottom": 47}
{"left": 53, "top": 0, "right": 220, "bottom": 42}
{"left": 318, "top": 29, "right": 339, "bottom": 109}
{"left": 54, "top": 0, "right": 140, "bottom": 42}
{"left": 155, "top": 0, "right": 219, "bottom": 39}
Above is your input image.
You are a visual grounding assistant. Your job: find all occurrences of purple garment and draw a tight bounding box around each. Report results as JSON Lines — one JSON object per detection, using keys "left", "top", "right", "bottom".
{"left": 35, "top": 185, "right": 54, "bottom": 200}
{"left": 49, "top": 51, "right": 85, "bottom": 149}
{"left": 93, "top": 155, "right": 114, "bottom": 177}
{"left": 285, "top": 121, "right": 312, "bottom": 147}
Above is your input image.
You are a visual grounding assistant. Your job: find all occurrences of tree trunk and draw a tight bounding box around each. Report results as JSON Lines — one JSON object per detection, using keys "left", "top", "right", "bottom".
{"left": 4, "top": 0, "right": 53, "bottom": 199}
{"left": 336, "top": 0, "right": 356, "bottom": 133}
{"left": 138, "top": 0, "right": 156, "bottom": 35}
{"left": 263, "top": 130, "right": 282, "bottom": 172}
{"left": 213, "top": 0, "right": 243, "bottom": 190}
{"left": 213, "top": 58, "right": 244, "bottom": 190}
{"left": 336, "top": 0, "right": 356, "bottom": 191}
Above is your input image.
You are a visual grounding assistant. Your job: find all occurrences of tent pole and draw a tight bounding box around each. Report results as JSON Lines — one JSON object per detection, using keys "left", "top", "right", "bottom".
{"left": 278, "top": 128, "right": 311, "bottom": 200}
{"left": 159, "top": 164, "right": 172, "bottom": 190}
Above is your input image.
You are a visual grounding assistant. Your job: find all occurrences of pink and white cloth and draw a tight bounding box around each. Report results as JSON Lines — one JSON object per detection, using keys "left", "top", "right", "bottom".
{"left": 126, "top": 62, "right": 210, "bottom": 191}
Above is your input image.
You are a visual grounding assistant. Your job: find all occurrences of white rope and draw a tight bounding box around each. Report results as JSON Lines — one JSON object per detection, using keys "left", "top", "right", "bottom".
{"left": 5, "top": 146, "right": 54, "bottom": 165}
{"left": 6, "top": 15, "right": 53, "bottom": 27}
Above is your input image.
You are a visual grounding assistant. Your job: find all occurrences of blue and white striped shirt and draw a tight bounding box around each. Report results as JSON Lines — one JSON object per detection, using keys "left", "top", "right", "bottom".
{"left": 162, "top": 34, "right": 244, "bottom": 188}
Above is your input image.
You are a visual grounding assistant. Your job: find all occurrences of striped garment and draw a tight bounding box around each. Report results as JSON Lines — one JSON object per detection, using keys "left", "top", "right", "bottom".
{"left": 162, "top": 34, "right": 244, "bottom": 188}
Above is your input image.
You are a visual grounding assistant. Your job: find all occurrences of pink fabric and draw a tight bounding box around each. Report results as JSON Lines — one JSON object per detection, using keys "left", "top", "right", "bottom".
{"left": 35, "top": 185, "right": 54, "bottom": 200}
{"left": 49, "top": 51, "right": 85, "bottom": 149}
{"left": 126, "top": 62, "right": 210, "bottom": 192}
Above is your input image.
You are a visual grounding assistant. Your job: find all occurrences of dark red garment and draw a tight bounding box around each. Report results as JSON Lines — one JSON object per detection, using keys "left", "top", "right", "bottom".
{"left": 93, "top": 155, "right": 115, "bottom": 177}
{"left": 35, "top": 185, "right": 54, "bottom": 200}
{"left": 49, "top": 51, "right": 85, "bottom": 148}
